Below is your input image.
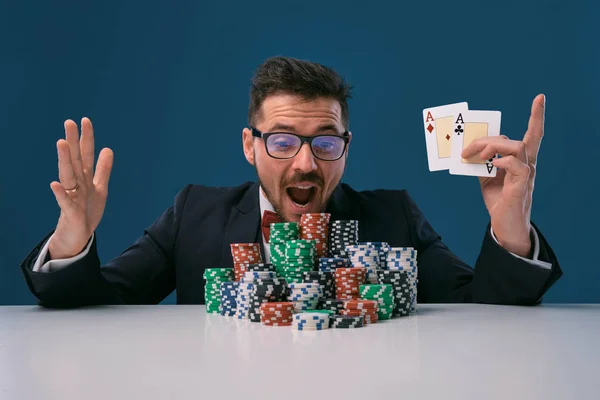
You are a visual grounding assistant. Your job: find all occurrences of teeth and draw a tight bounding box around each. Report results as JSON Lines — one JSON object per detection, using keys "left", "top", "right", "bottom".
{"left": 292, "top": 201, "right": 309, "bottom": 208}
{"left": 295, "top": 186, "right": 313, "bottom": 189}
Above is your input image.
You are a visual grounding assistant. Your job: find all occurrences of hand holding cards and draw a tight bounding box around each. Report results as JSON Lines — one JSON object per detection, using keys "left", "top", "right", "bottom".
{"left": 423, "top": 103, "right": 501, "bottom": 177}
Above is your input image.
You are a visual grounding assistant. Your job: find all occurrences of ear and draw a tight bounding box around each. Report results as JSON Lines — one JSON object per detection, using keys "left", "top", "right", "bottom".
{"left": 242, "top": 127, "right": 255, "bottom": 166}
{"left": 345, "top": 131, "right": 352, "bottom": 159}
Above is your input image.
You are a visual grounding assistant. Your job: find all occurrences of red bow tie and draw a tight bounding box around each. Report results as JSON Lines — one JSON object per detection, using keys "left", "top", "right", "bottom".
{"left": 262, "top": 210, "right": 282, "bottom": 243}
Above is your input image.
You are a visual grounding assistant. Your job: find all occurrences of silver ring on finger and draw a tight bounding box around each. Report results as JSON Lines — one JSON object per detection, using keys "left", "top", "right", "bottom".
{"left": 65, "top": 182, "right": 80, "bottom": 193}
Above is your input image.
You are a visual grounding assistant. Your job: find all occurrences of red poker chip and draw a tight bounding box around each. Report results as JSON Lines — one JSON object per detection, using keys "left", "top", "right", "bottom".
{"left": 335, "top": 271, "right": 367, "bottom": 277}
{"left": 262, "top": 317, "right": 293, "bottom": 322}
{"left": 261, "top": 314, "right": 293, "bottom": 320}
{"left": 260, "top": 302, "right": 294, "bottom": 310}
{"left": 336, "top": 293, "right": 358, "bottom": 297}
{"left": 344, "top": 300, "right": 379, "bottom": 309}
{"left": 335, "top": 278, "right": 363, "bottom": 283}
{"left": 261, "top": 314, "right": 294, "bottom": 320}
{"left": 262, "top": 321, "right": 293, "bottom": 326}
{"left": 261, "top": 316, "right": 293, "bottom": 322}
{"left": 260, "top": 311, "right": 294, "bottom": 316}
{"left": 335, "top": 284, "right": 361, "bottom": 289}
{"left": 336, "top": 291, "right": 364, "bottom": 296}
{"left": 335, "top": 285, "right": 363, "bottom": 290}
{"left": 340, "top": 309, "right": 378, "bottom": 317}
{"left": 260, "top": 307, "right": 294, "bottom": 313}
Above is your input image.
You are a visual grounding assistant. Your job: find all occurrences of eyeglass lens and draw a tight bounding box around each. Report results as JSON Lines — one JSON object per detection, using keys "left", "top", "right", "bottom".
{"left": 265, "top": 133, "right": 345, "bottom": 160}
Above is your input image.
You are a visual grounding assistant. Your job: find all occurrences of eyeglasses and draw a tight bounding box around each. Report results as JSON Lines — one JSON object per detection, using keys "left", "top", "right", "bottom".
{"left": 251, "top": 127, "right": 350, "bottom": 161}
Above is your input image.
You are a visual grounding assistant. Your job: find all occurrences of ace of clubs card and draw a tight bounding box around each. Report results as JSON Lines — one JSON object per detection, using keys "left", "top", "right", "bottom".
{"left": 423, "top": 102, "right": 469, "bottom": 171}
{"left": 449, "top": 110, "right": 502, "bottom": 177}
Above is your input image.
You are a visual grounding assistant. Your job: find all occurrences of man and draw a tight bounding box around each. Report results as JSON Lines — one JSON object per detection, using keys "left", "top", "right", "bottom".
{"left": 20, "top": 56, "right": 562, "bottom": 308}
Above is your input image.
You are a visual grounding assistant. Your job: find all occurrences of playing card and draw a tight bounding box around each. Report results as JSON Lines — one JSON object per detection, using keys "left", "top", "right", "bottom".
{"left": 449, "top": 110, "right": 501, "bottom": 177}
{"left": 422, "top": 102, "right": 469, "bottom": 171}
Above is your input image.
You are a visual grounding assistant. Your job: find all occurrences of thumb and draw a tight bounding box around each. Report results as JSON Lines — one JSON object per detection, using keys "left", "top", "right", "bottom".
{"left": 50, "top": 181, "right": 75, "bottom": 212}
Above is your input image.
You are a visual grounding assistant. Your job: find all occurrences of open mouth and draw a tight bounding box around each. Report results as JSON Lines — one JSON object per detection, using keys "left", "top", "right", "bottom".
{"left": 286, "top": 185, "right": 317, "bottom": 209}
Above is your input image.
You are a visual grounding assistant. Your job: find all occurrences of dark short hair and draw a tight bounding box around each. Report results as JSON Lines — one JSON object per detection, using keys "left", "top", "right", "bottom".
{"left": 248, "top": 56, "right": 352, "bottom": 130}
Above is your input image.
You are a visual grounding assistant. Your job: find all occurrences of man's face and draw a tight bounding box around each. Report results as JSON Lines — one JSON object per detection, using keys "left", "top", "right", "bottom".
{"left": 242, "top": 94, "right": 350, "bottom": 223}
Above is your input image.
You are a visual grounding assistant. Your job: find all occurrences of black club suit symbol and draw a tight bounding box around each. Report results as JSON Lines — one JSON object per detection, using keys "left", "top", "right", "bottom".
{"left": 454, "top": 125, "right": 463, "bottom": 135}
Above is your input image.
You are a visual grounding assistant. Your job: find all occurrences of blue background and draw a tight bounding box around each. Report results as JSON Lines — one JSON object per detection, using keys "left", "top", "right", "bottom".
{"left": 1, "top": 0, "right": 597, "bottom": 305}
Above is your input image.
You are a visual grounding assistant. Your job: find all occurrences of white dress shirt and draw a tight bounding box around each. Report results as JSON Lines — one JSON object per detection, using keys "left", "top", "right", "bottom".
{"left": 32, "top": 188, "right": 551, "bottom": 272}
{"left": 258, "top": 187, "right": 274, "bottom": 264}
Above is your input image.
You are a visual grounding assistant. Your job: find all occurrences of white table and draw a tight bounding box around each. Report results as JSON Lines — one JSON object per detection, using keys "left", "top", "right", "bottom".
{"left": 1, "top": 304, "right": 598, "bottom": 400}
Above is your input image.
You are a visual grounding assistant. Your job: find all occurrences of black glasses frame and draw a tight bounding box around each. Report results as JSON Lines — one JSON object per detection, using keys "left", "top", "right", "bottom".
{"left": 250, "top": 127, "right": 350, "bottom": 161}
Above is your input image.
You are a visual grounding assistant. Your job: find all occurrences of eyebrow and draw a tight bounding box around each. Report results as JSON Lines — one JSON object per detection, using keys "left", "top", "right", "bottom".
{"left": 269, "top": 123, "right": 341, "bottom": 134}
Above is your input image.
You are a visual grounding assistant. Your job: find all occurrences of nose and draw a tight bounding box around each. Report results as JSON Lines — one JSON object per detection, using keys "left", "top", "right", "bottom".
{"left": 291, "top": 143, "right": 317, "bottom": 173}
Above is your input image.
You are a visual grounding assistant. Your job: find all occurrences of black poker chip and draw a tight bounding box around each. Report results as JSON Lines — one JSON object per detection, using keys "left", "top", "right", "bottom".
{"left": 246, "top": 263, "right": 275, "bottom": 272}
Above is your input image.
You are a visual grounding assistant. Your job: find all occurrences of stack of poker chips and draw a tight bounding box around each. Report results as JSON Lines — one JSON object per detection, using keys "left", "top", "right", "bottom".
{"left": 230, "top": 243, "right": 263, "bottom": 282}
{"left": 328, "top": 220, "right": 359, "bottom": 258}
{"left": 357, "top": 241, "right": 391, "bottom": 268}
{"left": 246, "top": 273, "right": 288, "bottom": 322}
{"left": 287, "top": 282, "right": 322, "bottom": 312}
{"left": 299, "top": 213, "right": 331, "bottom": 259}
{"left": 203, "top": 268, "right": 235, "bottom": 314}
{"left": 318, "top": 257, "right": 349, "bottom": 272}
{"left": 383, "top": 247, "right": 418, "bottom": 313}
{"left": 332, "top": 315, "right": 365, "bottom": 329}
{"left": 335, "top": 267, "right": 367, "bottom": 300}
{"left": 359, "top": 284, "right": 395, "bottom": 320}
{"left": 219, "top": 281, "right": 239, "bottom": 316}
{"left": 269, "top": 222, "right": 299, "bottom": 276}
{"left": 292, "top": 312, "right": 330, "bottom": 331}
{"left": 377, "top": 270, "right": 411, "bottom": 317}
{"left": 283, "top": 239, "right": 316, "bottom": 284}
{"left": 303, "top": 271, "right": 335, "bottom": 299}
{"left": 318, "top": 298, "right": 345, "bottom": 314}
{"left": 259, "top": 302, "right": 295, "bottom": 327}
{"left": 346, "top": 244, "right": 380, "bottom": 284}
{"left": 340, "top": 299, "right": 379, "bottom": 324}
{"left": 235, "top": 271, "right": 277, "bottom": 320}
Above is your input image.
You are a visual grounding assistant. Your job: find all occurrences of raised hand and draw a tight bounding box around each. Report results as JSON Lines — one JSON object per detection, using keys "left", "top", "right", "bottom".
{"left": 48, "top": 118, "right": 114, "bottom": 260}
{"left": 461, "top": 94, "right": 546, "bottom": 257}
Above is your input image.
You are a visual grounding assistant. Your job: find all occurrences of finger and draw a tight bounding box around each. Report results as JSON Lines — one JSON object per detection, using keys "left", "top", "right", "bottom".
{"left": 461, "top": 136, "right": 509, "bottom": 159}
{"left": 492, "top": 155, "right": 530, "bottom": 183}
{"left": 523, "top": 94, "right": 545, "bottom": 163}
{"left": 64, "top": 119, "right": 85, "bottom": 182}
{"left": 462, "top": 139, "right": 527, "bottom": 163}
{"left": 80, "top": 117, "right": 95, "bottom": 184}
{"left": 93, "top": 147, "right": 114, "bottom": 192}
{"left": 57, "top": 139, "right": 78, "bottom": 190}
{"left": 50, "top": 181, "right": 75, "bottom": 212}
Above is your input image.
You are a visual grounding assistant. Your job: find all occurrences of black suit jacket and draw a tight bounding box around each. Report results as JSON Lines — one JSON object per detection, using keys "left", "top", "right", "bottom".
{"left": 20, "top": 181, "right": 562, "bottom": 307}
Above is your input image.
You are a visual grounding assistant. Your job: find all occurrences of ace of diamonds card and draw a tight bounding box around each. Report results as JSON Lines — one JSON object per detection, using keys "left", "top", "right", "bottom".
{"left": 422, "top": 102, "right": 469, "bottom": 171}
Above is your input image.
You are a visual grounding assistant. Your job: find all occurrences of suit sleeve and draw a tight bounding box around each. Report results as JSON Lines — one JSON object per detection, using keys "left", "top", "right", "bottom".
{"left": 400, "top": 191, "right": 563, "bottom": 305}
{"left": 19, "top": 184, "right": 193, "bottom": 308}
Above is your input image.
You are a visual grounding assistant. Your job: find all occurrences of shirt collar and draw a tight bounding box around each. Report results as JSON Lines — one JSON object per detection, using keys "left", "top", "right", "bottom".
{"left": 259, "top": 186, "right": 275, "bottom": 219}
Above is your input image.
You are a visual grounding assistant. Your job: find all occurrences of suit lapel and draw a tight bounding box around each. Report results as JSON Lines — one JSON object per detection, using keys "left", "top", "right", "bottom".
{"left": 326, "top": 183, "right": 368, "bottom": 241}
{"left": 326, "top": 183, "right": 358, "bottom": 221}
{"left": 220, "top": 182, "right": 262, "bottom": 268}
